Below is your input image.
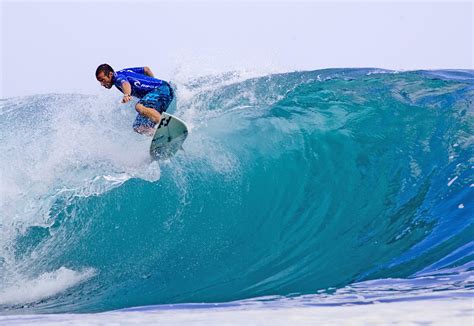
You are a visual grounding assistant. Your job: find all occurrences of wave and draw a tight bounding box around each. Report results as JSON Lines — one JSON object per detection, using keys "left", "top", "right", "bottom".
{"left": 0, "top": 68, "right": 472, "bottom": 313}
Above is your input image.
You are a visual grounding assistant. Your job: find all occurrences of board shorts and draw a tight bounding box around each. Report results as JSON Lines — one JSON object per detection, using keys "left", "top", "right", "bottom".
{"left": 133, "top": 82, "right": 174, "bottom": 130}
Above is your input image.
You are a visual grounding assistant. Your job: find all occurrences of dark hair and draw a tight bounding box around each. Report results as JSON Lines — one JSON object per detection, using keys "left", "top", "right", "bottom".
{"left": 95, "top": 63, "right": 114, "bottom": 77}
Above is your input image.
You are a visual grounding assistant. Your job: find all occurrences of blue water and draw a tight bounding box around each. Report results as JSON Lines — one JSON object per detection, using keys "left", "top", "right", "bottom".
{"left": 0, "top": 68, "right": 472, "bottom": 314}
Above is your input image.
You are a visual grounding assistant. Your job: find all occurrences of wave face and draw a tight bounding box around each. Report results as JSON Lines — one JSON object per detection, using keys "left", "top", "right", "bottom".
{"left": 0, "top": 69, "right": 472, "bottom": 313}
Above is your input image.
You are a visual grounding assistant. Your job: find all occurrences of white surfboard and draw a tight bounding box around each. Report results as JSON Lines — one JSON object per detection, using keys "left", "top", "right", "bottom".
{"left": 149, "top": 113, "right": 188, "bottom": 160}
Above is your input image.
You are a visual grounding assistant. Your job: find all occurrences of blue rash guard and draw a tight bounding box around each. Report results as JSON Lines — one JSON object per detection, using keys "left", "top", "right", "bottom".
{"left": 113, "top": 67, "right": 167, "bottom": 98}
{"left": 113, "top": 67, "right": 174, "bottom": 131}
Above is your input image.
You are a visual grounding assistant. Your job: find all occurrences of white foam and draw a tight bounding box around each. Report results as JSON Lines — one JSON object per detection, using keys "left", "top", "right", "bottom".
{"left": 447, "top": 175, "right": 458, "bottom": 186}
{"left": 0, "top": 293, "right": 471, "bottom": 325}
{"left": 0, "top": 267, "right": 95, "bottom": 305}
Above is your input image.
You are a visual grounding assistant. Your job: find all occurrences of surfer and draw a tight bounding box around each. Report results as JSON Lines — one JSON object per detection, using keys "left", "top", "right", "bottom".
{"left": 95, "top": 64, "right": 174, "bottom": 135}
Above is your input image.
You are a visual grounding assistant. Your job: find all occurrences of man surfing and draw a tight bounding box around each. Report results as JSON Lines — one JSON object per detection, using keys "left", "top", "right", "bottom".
{"left": 95, "top": 64, "right": 174, "bottom": 135}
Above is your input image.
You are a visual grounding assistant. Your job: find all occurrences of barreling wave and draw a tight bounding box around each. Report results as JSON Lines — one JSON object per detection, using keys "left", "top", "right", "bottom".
{"left": 0, "top": 68, "right": 472, "bottom": 313}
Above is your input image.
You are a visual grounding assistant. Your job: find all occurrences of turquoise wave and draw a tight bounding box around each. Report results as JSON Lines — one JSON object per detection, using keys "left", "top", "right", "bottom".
{"left": 0, "top": 69, "right": 472, "bottom": 313}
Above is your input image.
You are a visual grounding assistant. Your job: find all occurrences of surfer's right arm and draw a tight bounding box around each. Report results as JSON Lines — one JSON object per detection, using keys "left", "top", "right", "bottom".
{"left": 121, "top": 81, "right": 132, "bottom": 103}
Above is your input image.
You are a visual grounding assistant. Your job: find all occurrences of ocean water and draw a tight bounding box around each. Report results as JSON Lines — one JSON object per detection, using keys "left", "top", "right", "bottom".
{"left": 0, "top": 68, "right": 472, "bottom": 323}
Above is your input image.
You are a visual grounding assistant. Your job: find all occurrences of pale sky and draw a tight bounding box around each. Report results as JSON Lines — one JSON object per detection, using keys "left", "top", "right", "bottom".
{"left": 1, "top": 0, "right": 473, "bottom": 98}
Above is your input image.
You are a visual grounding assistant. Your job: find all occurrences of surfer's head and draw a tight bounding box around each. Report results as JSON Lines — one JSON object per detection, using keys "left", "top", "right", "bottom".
{"left": 96, "top": 64, "right": 115, "bottom": 89}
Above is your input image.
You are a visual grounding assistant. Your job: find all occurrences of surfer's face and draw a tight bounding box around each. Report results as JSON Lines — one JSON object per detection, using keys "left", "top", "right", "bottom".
{"left": 96, "top": 71, "right": 113, "bottom": 89}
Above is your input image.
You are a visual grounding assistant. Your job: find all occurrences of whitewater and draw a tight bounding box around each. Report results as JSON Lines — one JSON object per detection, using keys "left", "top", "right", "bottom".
{"left": 0, "top": 68, "right": 472, "bottom": 324}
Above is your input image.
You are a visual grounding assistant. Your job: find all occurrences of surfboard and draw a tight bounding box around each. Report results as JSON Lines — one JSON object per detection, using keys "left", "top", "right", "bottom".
{"left": 149, "top": 113, "right": 188, "bottom": 160}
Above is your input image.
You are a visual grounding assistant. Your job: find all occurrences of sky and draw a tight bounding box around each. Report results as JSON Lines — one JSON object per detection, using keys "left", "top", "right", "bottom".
{"left": 1, "top": 0, "right": 473, "bottom": 98}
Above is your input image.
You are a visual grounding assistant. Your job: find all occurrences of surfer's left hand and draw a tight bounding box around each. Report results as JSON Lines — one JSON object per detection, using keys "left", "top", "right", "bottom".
{"left": 122, "top": 94, "right": 132, "bottom": 103}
